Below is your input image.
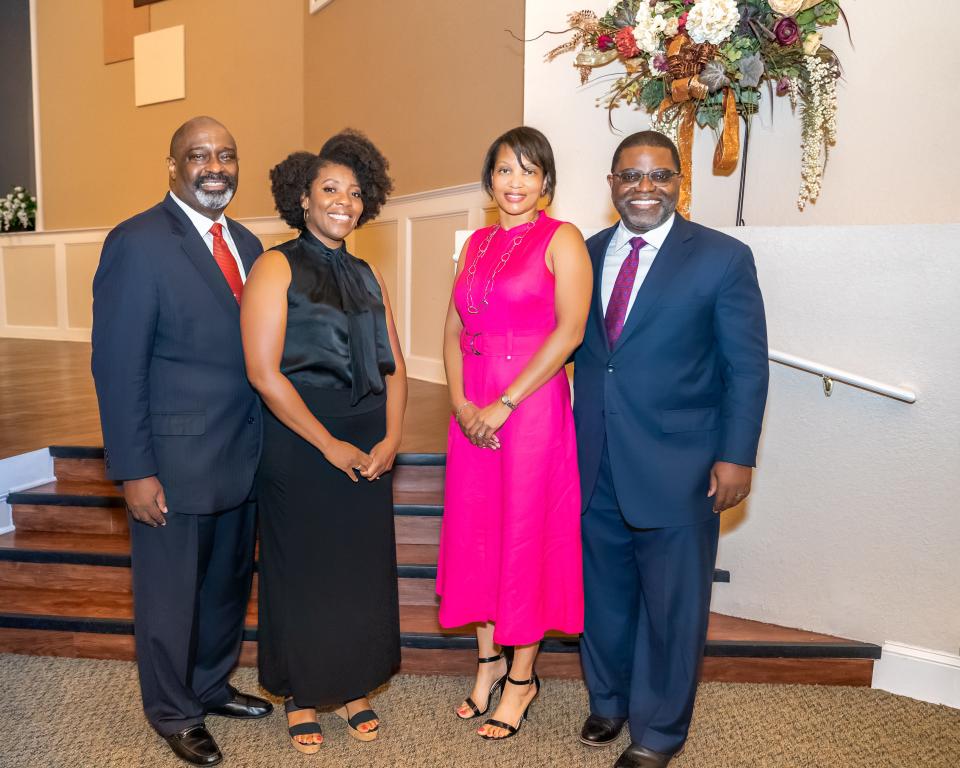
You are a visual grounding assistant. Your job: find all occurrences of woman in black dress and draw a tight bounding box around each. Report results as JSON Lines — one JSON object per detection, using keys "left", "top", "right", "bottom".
{"left": 241, "top": 130, "right": 406, "bottom": 753}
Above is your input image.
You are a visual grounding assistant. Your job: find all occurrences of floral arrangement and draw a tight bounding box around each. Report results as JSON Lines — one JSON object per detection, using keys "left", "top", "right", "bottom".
{"left": 1, "top": 186, "right": 38, "bottom": 232}
{"left": 548, "top": 0, "right": 846, "bottom": 212}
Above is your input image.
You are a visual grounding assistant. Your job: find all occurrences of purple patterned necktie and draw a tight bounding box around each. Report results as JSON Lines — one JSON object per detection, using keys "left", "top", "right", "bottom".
{"left": 604, "top": 236, "right": 647, "bottom": 347}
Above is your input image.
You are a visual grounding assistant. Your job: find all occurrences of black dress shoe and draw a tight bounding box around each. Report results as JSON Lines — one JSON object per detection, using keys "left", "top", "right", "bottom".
{"left": 164, "top": 724, "right": 222, "bottom": 766}
{"left": 579, "top": 713, "right": 626, "bottom": 746}
{"left": 207, "top": 685, "right": 273, "bottom": 719}
{"left": 614, "top": 743, "right": 675, "bottom": 768}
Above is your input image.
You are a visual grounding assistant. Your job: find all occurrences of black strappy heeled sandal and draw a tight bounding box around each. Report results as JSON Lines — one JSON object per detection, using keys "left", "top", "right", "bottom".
{"left": 335, "top": 697, "right": 380, "bottom": 742}
{"left": 284, "top": 698, "right": 323, "bottom": 754}
{"left": 479, "top": 673, "right": 541, "bottom": 741}
{"left": 456, "top": 652, "right": 509, "bottom": 720}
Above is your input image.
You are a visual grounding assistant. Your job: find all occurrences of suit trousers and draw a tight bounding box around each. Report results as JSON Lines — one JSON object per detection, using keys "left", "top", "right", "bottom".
{"left": 128, "top": 502, "right": 256, "bottom": 736}
{"left": 580, "top": 442, "right": 719, "bottom": 754}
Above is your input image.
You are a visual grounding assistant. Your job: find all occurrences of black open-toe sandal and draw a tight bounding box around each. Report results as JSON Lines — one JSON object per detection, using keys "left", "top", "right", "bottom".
{"left": 284, "top": 698, "right": 323, "bottom": 754}
{"left": 479, "top": 674, "right": 541, "bottom": 741}
{"left": 457, "top": 652, "right": 509, "bottom": 720}
{"left": 335, "top": 698, "right": 379, "bottom": 742}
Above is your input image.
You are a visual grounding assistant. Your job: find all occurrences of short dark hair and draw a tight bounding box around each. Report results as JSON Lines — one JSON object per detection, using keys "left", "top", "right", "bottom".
{"left": 269, "top": 129, "right": 394, "bottom": 230}
{"left": 611, "top": 130, "right": 681, "bottom": 173}
{"left": 481, "top": 126, "right": 556, "bottom": 203}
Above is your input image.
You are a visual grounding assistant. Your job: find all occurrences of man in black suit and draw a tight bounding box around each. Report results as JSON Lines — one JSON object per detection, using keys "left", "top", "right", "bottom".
{"left": 92, "top": 116, "right": 270, "bottom": 766}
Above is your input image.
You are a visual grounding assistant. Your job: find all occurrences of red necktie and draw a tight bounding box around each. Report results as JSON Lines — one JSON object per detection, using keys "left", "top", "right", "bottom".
{"left": 209, "top": 222, "right": 243, "bottom": 304}
{"left": 604, "top": 236, "right": 646, "bottom": 347}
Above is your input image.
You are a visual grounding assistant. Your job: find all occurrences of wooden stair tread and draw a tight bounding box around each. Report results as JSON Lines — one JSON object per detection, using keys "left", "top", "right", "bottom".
{"left": 0, "top": 529, "right": 130, "bottom": 555}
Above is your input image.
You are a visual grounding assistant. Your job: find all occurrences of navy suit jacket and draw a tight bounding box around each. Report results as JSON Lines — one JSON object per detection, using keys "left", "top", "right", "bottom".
{"left": 91, "top": 194, "right": 263, "bottom": 515}
{"left": 573, "top": 215, "right": 769, "bottom": 528}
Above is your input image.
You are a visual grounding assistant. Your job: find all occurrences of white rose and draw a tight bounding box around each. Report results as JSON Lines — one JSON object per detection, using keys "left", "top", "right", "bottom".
{"left": 664, "top": 16, "right": 680, "bottom": 37}
{"left": 768, "top": 0, "right": 804, "bottom": 15}
{"left": 802, "top": 31, "right": 822, "bottom": 55}
{"left": 686, "top": 0, "right": 741, "bottom": 45}
{"left": 633, "top": 8, "right": 669, "bottom": 54}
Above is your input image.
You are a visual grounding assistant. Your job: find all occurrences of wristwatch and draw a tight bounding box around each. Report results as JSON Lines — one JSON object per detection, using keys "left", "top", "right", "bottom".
{"left": 500, "top": 393, "right": 519, "bottom": 411}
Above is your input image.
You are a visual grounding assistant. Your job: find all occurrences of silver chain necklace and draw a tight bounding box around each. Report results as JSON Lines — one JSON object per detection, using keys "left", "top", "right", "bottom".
{"left": 464, "top": 215, "right": 539, "bottom": 314}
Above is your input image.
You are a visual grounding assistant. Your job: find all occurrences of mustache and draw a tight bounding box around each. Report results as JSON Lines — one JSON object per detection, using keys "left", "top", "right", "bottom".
{"left": 194, "top": 172, "right": 236, "bottom": 189}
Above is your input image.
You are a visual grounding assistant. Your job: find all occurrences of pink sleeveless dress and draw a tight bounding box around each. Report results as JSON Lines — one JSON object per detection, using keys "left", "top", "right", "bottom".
{"left": 436, "top": 213, "right": 584, "bottom": 645}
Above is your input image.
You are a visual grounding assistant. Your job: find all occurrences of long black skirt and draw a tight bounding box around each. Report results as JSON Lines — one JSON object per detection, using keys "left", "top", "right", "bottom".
{"left": 256, "top": 385, "right": 400, "bottom": 706}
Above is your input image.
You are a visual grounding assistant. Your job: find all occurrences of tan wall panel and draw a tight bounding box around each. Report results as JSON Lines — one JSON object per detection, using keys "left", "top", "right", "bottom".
{"left": 304, "top": 0, "right": 523, "bottom": 196}
{"left": 102, "top": 0, "right": 151, "bottom": 64}
{"left": 409, "top": 212, "right": 467, "bottom": 360}
{"left": 65, "top": 243, "right": 102, "bottom": 329}
{"left": 3, "top": 245, "right": 58, "bottom": 327}
{"left": 353, "top": 221, "right": 399, "bottom": 316}
{"left": 37, "top": 0, "right": 304, "bottom": 230}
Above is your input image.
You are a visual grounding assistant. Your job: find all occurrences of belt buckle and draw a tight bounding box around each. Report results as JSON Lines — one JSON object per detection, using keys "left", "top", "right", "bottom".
{"left": 466, "top": 331, "right": 482, "bottom": 356}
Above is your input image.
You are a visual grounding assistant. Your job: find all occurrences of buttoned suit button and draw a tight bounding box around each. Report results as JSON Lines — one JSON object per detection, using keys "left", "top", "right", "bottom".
{"left": 607, "top": 366, "right": 614, "bottom": 373}
{"left": 247, "top": 416, "right": 255, "bottom": 424}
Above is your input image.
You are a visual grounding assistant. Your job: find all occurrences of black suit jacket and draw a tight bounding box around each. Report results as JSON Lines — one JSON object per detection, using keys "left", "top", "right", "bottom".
{"left": 573, "top": 215, "right": 769, "bottom": 528}
{"left": 91, "top": 194, "right": 263, "bottom": 515}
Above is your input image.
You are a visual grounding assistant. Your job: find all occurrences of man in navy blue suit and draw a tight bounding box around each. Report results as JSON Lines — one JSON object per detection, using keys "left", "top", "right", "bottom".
{"left": 92, "top": 117, "right": 271, "bottom": 766}
{"left": 573, "top": 131, "right": 769, "bottom": 768}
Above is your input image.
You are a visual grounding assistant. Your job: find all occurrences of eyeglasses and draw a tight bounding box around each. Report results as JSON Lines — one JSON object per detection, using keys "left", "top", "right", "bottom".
{"left": 609, "top": 169, "right": 681, "bottom": 187}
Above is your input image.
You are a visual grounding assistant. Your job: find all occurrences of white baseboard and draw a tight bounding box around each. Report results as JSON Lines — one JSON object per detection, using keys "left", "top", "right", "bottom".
{"left": 0, "top": 325, "right": 91, "bottom": 342}
{"left": 0, "top": 447, "right": 55, "bottom": 531}
{"left": 872, "top": 641, "right": 960, "bottom": 709}
{"left": 407, "top": 355, "right": 446, "bottom": 385}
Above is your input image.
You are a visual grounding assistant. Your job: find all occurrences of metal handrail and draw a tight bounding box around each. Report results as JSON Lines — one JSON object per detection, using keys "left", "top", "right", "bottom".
{"left": 768, "top": 349, "right": 916, "bottom": 404}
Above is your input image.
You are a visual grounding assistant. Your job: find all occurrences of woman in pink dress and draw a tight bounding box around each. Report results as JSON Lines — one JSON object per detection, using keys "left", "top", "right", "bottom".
{"left": 437, "top": 127, "right": 592, "bottom": 740}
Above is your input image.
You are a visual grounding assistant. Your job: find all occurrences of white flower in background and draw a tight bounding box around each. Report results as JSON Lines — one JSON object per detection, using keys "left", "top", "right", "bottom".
{"left": 633, "top": 6, "right": 669, "bottom": 54}
{"left": 664, "top": 16, "right": 680, "bottom": 37}
{"left": 802, "top": 31, "right": 822, "bottom": 55}
{"left": 686, "top": 0, "right": 741, "bottom": 45}
{"left": 768, "top": 0, "right": 804, "bottom": 15}
{"left": 654, "top": 1, "right": 671, "bottom": 13}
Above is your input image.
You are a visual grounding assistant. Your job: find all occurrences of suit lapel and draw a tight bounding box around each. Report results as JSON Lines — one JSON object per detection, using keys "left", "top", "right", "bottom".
{"left": 163, "top": 195, "right": 240, "bottom": 317}
{"left": 588, "top": 224, "right": 618, "bottom": 353}
{"left": 614, "top": 215, "right": 694, "bottom": 351}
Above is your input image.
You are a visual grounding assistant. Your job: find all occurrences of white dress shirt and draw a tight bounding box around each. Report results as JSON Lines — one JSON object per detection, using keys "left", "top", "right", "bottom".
{"left": 169, "top": 191, "right": 247, "bottom": 281}
{"left": 600, "top": 213, "right": 675, "bottom": 317}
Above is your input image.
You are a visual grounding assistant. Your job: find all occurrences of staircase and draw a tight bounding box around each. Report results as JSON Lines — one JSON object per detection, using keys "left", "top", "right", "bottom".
{"left": 0, "top": 447, "right": 880, "bottom": 684}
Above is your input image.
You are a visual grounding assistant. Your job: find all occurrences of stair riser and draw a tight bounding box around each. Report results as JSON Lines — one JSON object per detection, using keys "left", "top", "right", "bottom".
{"left": 0, "top": 560, "right": 436, "bottom": 606}
{"left": 52, "top": 458, "right": 445, "bottom": 503}
{"left": 12, "top": 505, "right": 127, "bottom": 534}
{"left": 12, "top": 505, "right": 442, "bottom": 543}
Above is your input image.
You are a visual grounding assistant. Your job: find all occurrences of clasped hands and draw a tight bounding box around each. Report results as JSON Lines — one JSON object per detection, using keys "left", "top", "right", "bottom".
{"left": 456, "top": 400, "right": 512, "bottom": 450}
{"left": 324, "top": 437, "right": 399, "bottom": 482}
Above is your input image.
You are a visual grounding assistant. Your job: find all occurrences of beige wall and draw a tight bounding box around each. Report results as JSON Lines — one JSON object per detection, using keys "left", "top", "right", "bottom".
{"left": 37, "top": 0, "right": 304, "bottom": 230}
{"left": 303, "top": 0, "right": 524, "bottom": 196}
{"left": 408, "top": 213, "right": 467, "bottom": 360}
{"left": 2, "top": 245, "right": 57, "bottom": 327}
{"left": 35, "top": 1, "right": 525, "bottom": 231}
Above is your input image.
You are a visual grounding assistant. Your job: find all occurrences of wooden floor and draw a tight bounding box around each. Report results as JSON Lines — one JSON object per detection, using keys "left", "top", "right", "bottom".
{"left": 0, "top": 338, "right": 450, "bottom": 459}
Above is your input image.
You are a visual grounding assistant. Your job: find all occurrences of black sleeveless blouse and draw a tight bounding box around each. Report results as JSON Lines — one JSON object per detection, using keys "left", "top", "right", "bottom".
{"left": 274, "top": 228, "right": 395, "bottom": 405}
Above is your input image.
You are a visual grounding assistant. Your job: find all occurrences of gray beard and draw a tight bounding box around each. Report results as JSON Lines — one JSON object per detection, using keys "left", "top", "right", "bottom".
{"left": 194, "top": 186, "right": 235, "bottom": 210}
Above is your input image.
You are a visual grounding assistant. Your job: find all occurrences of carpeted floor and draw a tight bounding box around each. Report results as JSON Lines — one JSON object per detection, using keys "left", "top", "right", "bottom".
{"left": 1, "top": 654, "right": 958, "bottom": 767}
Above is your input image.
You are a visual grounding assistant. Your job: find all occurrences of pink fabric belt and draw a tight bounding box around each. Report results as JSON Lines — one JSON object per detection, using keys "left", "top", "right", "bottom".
{"left": 460, "top": 329, "right": 551, "bottom": 357}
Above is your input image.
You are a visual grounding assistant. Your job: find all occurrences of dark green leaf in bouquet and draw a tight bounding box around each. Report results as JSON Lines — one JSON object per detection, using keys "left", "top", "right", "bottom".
{"left": 640, "top": 78, "right": 667, "bottom": 112}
